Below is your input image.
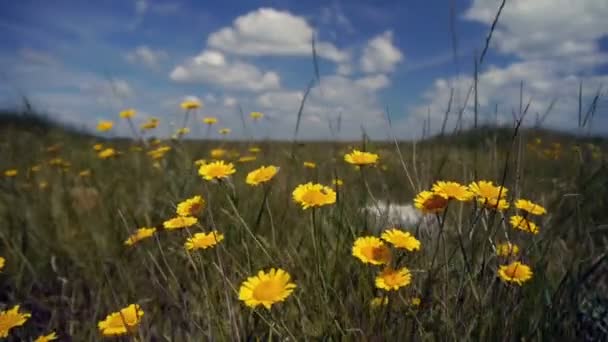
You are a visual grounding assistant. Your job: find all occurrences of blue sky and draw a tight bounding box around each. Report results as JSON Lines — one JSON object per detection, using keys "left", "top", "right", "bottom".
{"left": 1, "top": 0, "right": 607, "bottom": 139}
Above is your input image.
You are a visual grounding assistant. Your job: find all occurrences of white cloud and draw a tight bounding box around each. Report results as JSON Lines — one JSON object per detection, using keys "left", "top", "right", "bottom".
{"left": 207, "top": 8, "right": 348, "bottom": 62}
{"left": 125, "top": 45, "right": 168, "bottom": 69}
{"left": 360, "top": 31, "right": 403, "bottom": 73}
{"left": 336, "top": 63, "right": 353, "bottom": 75}
{"left": 204, "top": 93, "right": 217, "bottom": 103}
{"left": 169, "top": 50, "right": 281, "bottom": 92}
{"left": 355, "top": 74, "right": 390, "bottom": 91}
{"left": 223, "top": 96, "right": 237, "bottom": 107}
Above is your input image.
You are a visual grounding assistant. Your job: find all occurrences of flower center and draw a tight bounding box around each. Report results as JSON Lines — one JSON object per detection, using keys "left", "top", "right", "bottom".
{"left": 252, "top": 280, "right": 283, "bottom": 301}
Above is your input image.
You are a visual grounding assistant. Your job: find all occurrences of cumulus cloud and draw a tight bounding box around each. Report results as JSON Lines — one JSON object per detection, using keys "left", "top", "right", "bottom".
{"left": 360, "top": 31, "right": 403, "bottom": 73}
{"left": 169, "top": 50, "right": 281, "bottom": 92}
{"left": 125, "top": 45, "right": 168, "bottom": 69}
{"left": 207, "top": 8, "right": 349, "bottom": 62}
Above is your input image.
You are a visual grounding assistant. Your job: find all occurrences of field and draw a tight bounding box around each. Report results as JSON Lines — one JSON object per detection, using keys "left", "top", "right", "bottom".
{"left": 1, "top": 111, "right": 608, "bottom": 341}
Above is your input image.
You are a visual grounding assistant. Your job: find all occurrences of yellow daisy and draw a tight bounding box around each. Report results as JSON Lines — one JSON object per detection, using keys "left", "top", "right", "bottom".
{"left": 352, "top": 236, "right": 392, "bottom": 265}
{"left": 414, "top": 190, "right": 448, "bottom": 214}
{"left": 292, "top": 182, "right": 336, "bottom": 209}
{"left": 184, "top": 231, "right": 224, "bottom": 250}
{"left": 238, "top": 155, "right": 257, "bottom": 163}
{"left": 469, "top": 180, "right": 508, "bottom": 199}
{"left": 498, "top": 261, "right": 533, "bottom": 285}
{"left": 332, "top": 178, "right": 344, "bottom": 187}
{"left": 375, "top": 267, "right": 412, "bottom": 291}
{"left": 141, "top": 118, "right": 160, "bottom": 130}
{"left": 0, "top": 305, "right": 31, "bottom": 338}
{"left": 210, "top": 148, "right": 227, "bottom": 159}
{"left": 4, "top": 169, "right": 18, "bottom": 177}
{"left": 98, "top": 148, "right": 117, "bottom": 159}
{"left": 381, "top": 229, "right": 421, "bottom": 251}
{"left": 509, "top": 215, "right": 540, "bottom": 234}
{"left": 203, "top": 117, "right": 218, "bottom": 125}
{"left": 410, "top": 297, "right": 422, "bottom": 307}
{"left": 432, "top": 181, "right": 472, "bottom": 201}
{"left": 478, "top": 197, "right": 510, "bottom": 211}
{"left": 79, "top": 169, "right": 92, "bottom": 177}
{"left": 163, "top": 216, "right": 198, "bottom": 230}
{"left": 344, "top": 150, "right": 379, "bottom": 166}
{"left": 97, "top": 120, "right": 114, "bottom": 132}
{"left": 218, "top": 128, "right": 231, "bottom": 135}
{"left": 246, "top": 165, "right": 279, "bottom": 186}
{"left": 176, "top": 195, "right": 205, "bottom": 217}
{"left": 496, "top": 242, "right": 520, "bottom": 257}
{"left": 514, "top": 199, "right": 547, "bottom": 216}
{"left": 34, "top": 331, "right": 58, "bottom": 342}
{"left": 250, "top": 111, "right": 264, "bottom": 120}
{"left": 238, "top": 268, "right": 296, "bottom": 309}
{"left": 303, "top": 161, "right": 316, "bottom": 169}
{"left": 98, "top": 304, "right": 144, "bottom": 336}
{"left": 124, "top": 227, "right": 156, "bottom": 246}
{"left": 181, "top": 99, "right": 201, "bottom": 110}
{"left": 119, "top": 108, "right": 136, "bottom": 119}
{"left": 249, "top": 147, "right": 262, "bottom": 153}
{"left": 198, "top": 161, "right": 236, "bottom": 181}
{"left": 370, "top": 297, "right": 389, "bottom": 308}
{"left": 0, "top": 256, "right": 5, "bottom": 272}
{"left": 30, "top": 165, "right": 42, "bottom": 172}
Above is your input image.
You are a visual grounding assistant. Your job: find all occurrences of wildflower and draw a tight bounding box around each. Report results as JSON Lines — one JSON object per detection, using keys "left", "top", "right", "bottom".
{"left": 515, "top": 199, "right": 547, "bottom": 216}
{"left": 498, "top": 261, "right": 533, "bottom": 285}
{"left": 414, "top": 190, "right": 448, "bottom": 214}
{"left": 292, "top": 182, "right": 336, "bottom": 209}
{"left": 238, "top": 268, "right": 296, "bottom": 309}
{"left": 79, "top": 169, "right": 92, "bottom": 177}
{"left": 250, "top": 111, "right": 264, "bottom": 120}
{"left": 509, "top": 215, "right": 540, "bottom": 234}
{"left": 194, "top": 159, "right": 207, "bottom": 166}
{"left": 238, "top": 155, "right": 257, "bottom": 163}
{"left": 4, "top": 169, "right": 18, "bottom": 177}
{"left": 432, "top": 181, "right": 472, "bottom": 201}
{"left": 163, "top": 216, "right": 198, "bottom": 230}
{"left": 98, "top": 148, "right": 117, "bottom": 159}
{"left": 148, "top": 146, "right": 171, "bottom": 160}
{"left": 48, "top": 158, "right": 64, "bottom": 166}
{"left": 198, "top": 161, "right": 236, "bottom": 181}
{"left": 479, "top": 197, "right": 510, "bottom": 211}
{"left": 181, "top": 99, "right": 201, "bottom": 110}
{"left": 140, "top": 118, "right": 159, "bottom": 130}
{"left": 119, "top": 108, "right": 136, "bottom": 119}
{"left": 370, "top": 297, "right": 389, "bottom": 308}
{"left": 410, "top": 297, "right": 421, "bottom": 306}
{"left": 31, "top": 165, "right": 42, "bottom": 172}
{"left": 124, "top": 228, "right": 156, "bottom": 246}
{"left": 185, "top": 231, "right": 224, "bottom": 250}
{"left": 303, "top": 161, "right": 316, "bottom": 169}
{"left": 98, "top": 304, "right": 144, "bottom": 337}
{"left": 0, "top": 305, "right": 31, "bottom": 338}
{"left": 375, "top": 267, "right": 412, "bottom": 291}
{"left": 175, "top": 127, "right": 190, "bottom": 136}
{"left": 246, "top": 165, "right": 279, "bottom": 186}
{"left": 469, "top": 181, "right": 508, "bottom": 199}
{"left": 203, "top": 117, "right": 218, "bottom": 125}
{"left": 381, "top": 229, "right": 421, "bottom": 251}
{"left": 332, "top": 178, "right": 344, "bottom": 187}
{"left": 344, "top": 150, "right": 379, "bottom": 166}
{"left": 0, "top": 256, "right": 4, "bottom": 271}
{"left": 352, "top": 236, "right": 392, "bottom": 265}
{"left": 176, "top": 195, "right": 205, "bottom": 217}
{"left": 249, "top": 147, "right": 262, "bottom": 153}
{"left": 210, "top": 148, "right": 227, "bottom": 159}
{"left": 34, "top": 331, "right": 58, "bottom": 342}
{"left": 93, "top": 143, "right": 104, "bottom": 151}
{"left": 496, "top": 242, "right": 519, "bottom": 257}
{"left": 218, "top": 128, "right": 231, "bottom": 135}
{"left": 97, "top": 120, "right": 114, "bottom": 132}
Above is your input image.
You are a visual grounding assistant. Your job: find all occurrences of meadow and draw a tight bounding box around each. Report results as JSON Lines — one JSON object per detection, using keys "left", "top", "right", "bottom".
{"left": 0, "top": 108, "right": 607, "bottom": 341}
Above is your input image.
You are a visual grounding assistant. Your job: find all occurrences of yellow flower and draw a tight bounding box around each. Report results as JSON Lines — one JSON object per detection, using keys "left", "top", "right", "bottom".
{"left": 194, "top": 159, "right": 207, "bottom": 166}
{"left": 98, "top": 148, "right": 117, "bottom": 159}
{"left": 79, "top": 169, "right": 92, "bottom": 177}
{"left": 175, "top": 127, "right": 190, "bottom": 136}
{"left": 238, "top": 155, "right": 257, "bottom": 163}
{"left": 210, "top": 148, "right": 227, "bottom": 159}
{"left": 496, "top": 242, "right": 519, "bottom": 257}
{"left": 93, "top": 143, "right": 104, "bottom": 151}
{"left": 0, "top": 256, "right": 4, "bottom": 272}
{"left": 303, "top": 161, "right": 316, "bottom": 169}
{"left": 411, "top": 297, "right": 421, "bottom": 306}
{"left": 469, "top": 181, "right": 508, "bottom": 199}
{"left": 250, "top": 111, "right": 264, "bottom": 120}
{"left": 176, "top": 195, "right": 205, "bottom": 217}
{"left": 332, "top": 178, "right": 344, "bottom": 187}
{"left": 370, "top": 297, "right": 389, "bottom": 308}
{"left": 218, "top": 128, "right": 231, "bottom": 135}
{"left": 352, "top": 236, "right": 392, "bottom": 265}
{"left": 344, "top": 150, "right": 379, "bottom": 166}
{"left": 292, "top": 182, "right": 336, "bottom": 209}
{"left": 0, "top": 305, "right": 31, "bottom": 338}
{"left": 246, "top": 165, "right": 279, "bottom": 186}
{"left": 509, "top": 215, "right": 540, "bottom": 234}
{"left": 181, "top": 99, "right": 202, "bottom": 110}
{"left": 124, "top": 228, "right": 156, "bottom": 246}
{"left": 249, "top": 147, "right": 262, "bottom": 153}
{"left": 185, "top": 231, "right": 224, "bottom": 250}
{"left": 34, "top": 331, "right": 58, "bottom": 342}
{"left": 432, "top": 181, "right": 472, "bottom": 201}
{"left": 381, "top": 229, "right": 421, "bottom": 251}
{"left": 375, "top": 267, "right": 412, "bottom": 291}
{"left": 498, "top": 261, "right": 533, "bottom": 285}
{"left": 140, "top": 118, "right": 159, "bottom": 130}
{"left": 163, "top": 216, "right": 198, "bottom": 230}
{"left": 4, "top": 169, "right": 18, "bottom": 177}
{"left": 147, "top": 146, "right": 171, "bottom": 160}
{"left": 238, "top": 268, "right": 296, "bottom": 309}
{"left": 97, "top": 120, "right": 114, "bottom": 132}
{"left": 203, "top": 117, "right": 218, "bottom": 125}
{"left": 479, "top": 197, "right": 510, "bottom": 211}
{"left": 514, "top": 199, "right": 546, "bottom": 215}
{"left": 198, "top": 160, "right": 236, "bottom": 181}
{"left": 31, "top": 165, "right": 42, "bottom": 172}
{"left": 119, "top": 108, "right": 136, "bottom": 119}
{"left": 414, "top": 190, "right": 448, "bottom": 214}
{"left": 98, "top": 304, "right": 144, "bottom": 336}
